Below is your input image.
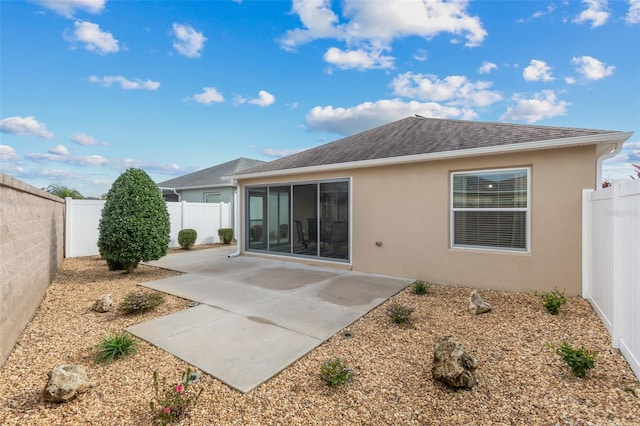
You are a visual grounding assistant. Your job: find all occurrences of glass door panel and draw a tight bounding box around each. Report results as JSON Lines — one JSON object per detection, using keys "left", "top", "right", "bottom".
{"left": 268, "top": 186, "right": 291, "bottom": 253}
{"left": 292, "top": 184, "right": 318, "bottom": 255}
{"left": 247, "top": 187, "right": 267, "bottom": 250}
{"left": 319, "top": 181, "right": 349, "bottom": 260}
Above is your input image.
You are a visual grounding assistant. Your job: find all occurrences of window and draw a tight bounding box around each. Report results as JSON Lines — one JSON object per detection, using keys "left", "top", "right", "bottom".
{"left": 451, "top": 168, "right": 529, "bottom": 251}
{"left": 204, "top": 193, "right": 221, "bottom": 203}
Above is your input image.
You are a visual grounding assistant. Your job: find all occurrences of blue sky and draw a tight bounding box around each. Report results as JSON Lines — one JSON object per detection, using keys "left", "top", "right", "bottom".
{"left": 1, "top": 0, "right": 639, "bottom": 197}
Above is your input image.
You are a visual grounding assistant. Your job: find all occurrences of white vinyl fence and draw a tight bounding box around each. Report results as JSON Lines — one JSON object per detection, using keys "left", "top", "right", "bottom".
{"left": 65, "top": 199, "right": 231, "bottom": 257}
{"left": 583, "top": 180, "right": 640, "bottom": 379}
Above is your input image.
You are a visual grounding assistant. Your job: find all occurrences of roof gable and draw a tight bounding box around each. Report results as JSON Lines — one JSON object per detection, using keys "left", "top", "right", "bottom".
{"left": 236, "top": 116, "right": 625, "bottom": 176}
{"left": 158, "top": 157, "right": 265, "bottom": 189}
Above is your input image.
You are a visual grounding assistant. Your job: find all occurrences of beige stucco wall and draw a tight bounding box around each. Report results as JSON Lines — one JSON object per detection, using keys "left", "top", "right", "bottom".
{"left": 0, "top": 174, "right": 65, "bottom": 366}
{"left": 238, "top": 145, "right": 596, "bottom": 296}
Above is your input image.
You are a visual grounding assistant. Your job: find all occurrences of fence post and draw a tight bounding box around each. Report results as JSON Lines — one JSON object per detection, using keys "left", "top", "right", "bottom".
{"left": 611, "top": 182, "right": 623, "bottom": 349}
{"left": 64, "top": 197, "right": 72, "bottom": 258}
{"left": 581, "top": 189, "right": 592, "bottom": 299}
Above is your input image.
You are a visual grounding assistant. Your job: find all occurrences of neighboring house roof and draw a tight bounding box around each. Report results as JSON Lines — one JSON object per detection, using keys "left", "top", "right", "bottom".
{"left": 233, "top": 116, "right": 632, "bottom": 179}
{"left": 158, "top": 157, "right": 266, "bottom": 190}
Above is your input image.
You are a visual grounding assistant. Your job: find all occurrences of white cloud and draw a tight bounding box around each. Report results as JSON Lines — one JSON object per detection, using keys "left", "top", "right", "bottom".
{"left": 306, "top": 98, "right": 477, "bottom": 136}
{"left": 49, "top": 145, "right": 68, "bottom": 155}
{"left": 523, "top": 59, "right": 554, "bottom": 82}
{"left": 30, "top": 0, "right": 105, "bottom": 18}
{"left": 571, "top": 55, "right": 615, "bottom": 80}
{"left": 391, "top": 72, "right": 502, "bottom": 107}
{"left": 573, "top": 0, "right": 610, "bottom": 28}
{"left": 565, "top": 76, "right": 577, "bottom": 85}
{"left": 0, "top": 116, "right": 54, "bottom": 139}
{"left": 279, "top": 0, "right": 487, "bottom": 69}
{"left": 627, "top": 0, "right": 640, "bottom": 23}
{"left": 64, "top": 21, "right": 119, "bottom": 54}
{"left": 71, "top": 133, "right": 108, "bottom": 146}
{"left": 172, "top": 23, "right": 206, "bottom": 58}
{"left": 260, "top": 147, "right": 308, "bottom": 158}
{"left": 517, "top": 4, "right": 556, "bottom": 23}
{"left": 603, "top": 140, "right": 640, "bottom": 179}
{"left": 248, "top": 90, "right": 276, "bottom": 107}
{"left": 0, "top": 145, "right": 19, "bottom": 162}
{"left": 191, "top": 87, "right": 224, "bottom": 104}
{"left": 89, "top": 75, "right": 160, "bottom": 90}
{"left": 324, "top": 46, "right": 394, "bottom": 70}
{"left": 500, "top": 90, "right": 569, "bottom": 123}
{"left": 413, "top": 48, "right": 427, "bottom": 62}
{"left": 478, "top": 61, "right": 497, "bottom": 74}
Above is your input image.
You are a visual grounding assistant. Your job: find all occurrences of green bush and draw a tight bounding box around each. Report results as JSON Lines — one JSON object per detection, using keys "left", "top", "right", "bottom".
{"left": 218, "top": 228, "right": 234, "bottom": 244}
{"left": 320, "top": 358, "right": 354, "bottom": 386}
{"left": 98, "top": 168, "right": 170, "bottom": 273}
{"left": 386, "top": 303, "right": 415, "bottom": 325}
{"left": 536, "top": 287, "right": 567, "bottom": 315}
{"left": 95, "top": 332, "right": 137, "bottom": 365}
{"left": 551, "top": 341, "right": 597, "bottom": 378}
{"left": 120, "top": 291, "right": 164, "bottom": 314}
{"left": 178, "top": 229, "right": 197, "bottom": 250}
{"left": 411, "top": 280, "right": 430, "bottom": 295}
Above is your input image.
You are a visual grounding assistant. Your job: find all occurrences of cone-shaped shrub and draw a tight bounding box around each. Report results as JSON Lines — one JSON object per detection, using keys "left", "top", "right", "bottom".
{"left": 98, "top": 168, "right": 170, "bottom": 273}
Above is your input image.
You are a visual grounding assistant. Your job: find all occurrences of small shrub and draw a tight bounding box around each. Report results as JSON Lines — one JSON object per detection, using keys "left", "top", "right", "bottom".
{"left": 150, "top": 368, "right": 203, "bottom": 425}
{"left": 320, "top": 358, "right": 354, "bottom": 386}
{"left": 411, "top": 280, "right": 430, "bottom": 295}
{"left": 178, "top": 229, "right": 197, "bottom": 250}
{"left": 550, "top": 341, "right": 597, "bottom": 378}
{"left": 120, "top": 291, "right": 164, "bottom": 314}
{"left": 218, "top": 228, "right": 234, "bottom": 244}
{"left": 535, "top": 287, "right": 567, "bottom": 315}
{"left": 95, "top": 332, "right": 137, "bottom": 365}
{"left": 386, "top": 303, "right": 415, "bottom": 325}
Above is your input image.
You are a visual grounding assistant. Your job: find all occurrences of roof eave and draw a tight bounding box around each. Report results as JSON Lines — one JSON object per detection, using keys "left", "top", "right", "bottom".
{"left": 157, "top": 182, "right": 233, "bottom": 191}
{"left": 233, "top": 131, "right": 634, "bottom": 180}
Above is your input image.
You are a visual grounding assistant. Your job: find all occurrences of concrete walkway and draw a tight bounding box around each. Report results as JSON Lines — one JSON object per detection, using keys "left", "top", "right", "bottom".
{"left": 126, "top": 247, "right": 411, "bottom": 393}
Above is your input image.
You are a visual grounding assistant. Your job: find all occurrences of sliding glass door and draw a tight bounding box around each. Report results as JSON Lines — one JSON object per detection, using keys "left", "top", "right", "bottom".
{"left": 246, "top": 180, "right": 349, "bottom": 261}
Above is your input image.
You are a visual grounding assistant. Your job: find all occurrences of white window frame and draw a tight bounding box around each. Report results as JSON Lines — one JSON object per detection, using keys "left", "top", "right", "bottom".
{"left": 450, "top": 167, "right": 531, "bottom": 253}
{"left": 204, "top": 192, "right": 221, "bottom": 203}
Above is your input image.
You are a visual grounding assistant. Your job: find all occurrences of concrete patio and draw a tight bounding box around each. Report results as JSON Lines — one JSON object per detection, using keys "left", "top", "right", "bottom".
{"left": 126, "top": 247, "right": 411, "bottom": 393}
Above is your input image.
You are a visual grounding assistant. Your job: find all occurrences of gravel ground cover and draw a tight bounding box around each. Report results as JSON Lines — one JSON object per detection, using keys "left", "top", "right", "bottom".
{"left": 0, "top": 249, "right": 638, "bottom": 425}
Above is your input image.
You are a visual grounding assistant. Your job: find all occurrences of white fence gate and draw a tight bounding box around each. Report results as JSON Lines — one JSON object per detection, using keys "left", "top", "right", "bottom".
{"left": 65, "top": 199, "right": 232, "bottom": 257}
{"left": 583, "top": 180, "right": 640, "bottom": 379}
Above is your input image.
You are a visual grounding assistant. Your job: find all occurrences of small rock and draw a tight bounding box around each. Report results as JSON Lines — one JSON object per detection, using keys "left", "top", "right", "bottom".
{"left": 93, "top": 294, "right": 113, "bottom": 312}
{"left": 468, "top": 291, "right": 492, "bottom": 315}
{"left": 432, "top": 335, "right": 478, "bottom": 389}
{"left": 43, "top": 365, "right": 91, "bottom": 403}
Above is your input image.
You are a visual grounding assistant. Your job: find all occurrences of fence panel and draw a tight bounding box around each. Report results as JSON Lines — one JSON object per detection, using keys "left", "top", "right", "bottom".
{"left": 583, "top": 180, "right": 640, "bottom": 380}
{"left": 66, "top": 199, "right": 232, "bottom": 257}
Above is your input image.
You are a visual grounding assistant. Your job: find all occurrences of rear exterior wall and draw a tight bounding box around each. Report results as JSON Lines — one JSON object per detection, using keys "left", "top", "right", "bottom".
{"left": 239, "top": 145, "right": 596, "bottom": 295}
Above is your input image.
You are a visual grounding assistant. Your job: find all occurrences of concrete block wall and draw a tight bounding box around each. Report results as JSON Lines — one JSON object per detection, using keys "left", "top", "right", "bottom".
{"left": 0, "top": 174, "right": 65, "bottom": 366}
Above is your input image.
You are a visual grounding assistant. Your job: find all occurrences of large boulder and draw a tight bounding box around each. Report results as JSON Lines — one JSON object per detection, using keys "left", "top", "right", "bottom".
{"left": 93, "top": 294, "right": 113, "bottom": 313}
{"left": 468, "top": 291, "right": 492, "bottom": 315}
{"left": 43, "top": 365, "right": 91, "bottom": 403}
{"left": 432, "top": 335, "right": 478, "bottom": 389}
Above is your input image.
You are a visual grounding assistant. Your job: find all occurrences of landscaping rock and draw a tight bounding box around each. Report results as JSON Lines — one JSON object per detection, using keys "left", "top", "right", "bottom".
{"left": 468, "top": 291, "right": 492, "bottom": 315}
{"left": 43, "top": 365, "right": 91, "bottom": 403}
{"left": 432, "top": 335, "right": 478, "bottom": 389}
{"left": 93, "top": 294, "right": 113, "bottom": 312}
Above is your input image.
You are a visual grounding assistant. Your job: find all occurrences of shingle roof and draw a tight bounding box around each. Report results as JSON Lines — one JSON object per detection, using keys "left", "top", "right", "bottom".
{"left": 157, "top": 157, "right": 266, "bottom": 188}
{"left": 235, "top": 116, "right": 622, "bottom": 176}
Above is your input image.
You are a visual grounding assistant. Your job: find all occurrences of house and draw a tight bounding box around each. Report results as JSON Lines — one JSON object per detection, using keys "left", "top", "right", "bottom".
{"left": 231, "top": 116, "right": 632, "bottom": 295}
{"left": 157, "top": 157, "right": 265, "bottom": 231}
{"left": 157, "top": 157, "right": 265, "bottom": 202}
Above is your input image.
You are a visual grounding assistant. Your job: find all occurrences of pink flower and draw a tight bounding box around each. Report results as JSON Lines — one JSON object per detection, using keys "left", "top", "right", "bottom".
{"left": 163, "top": 407, "right": 171, "bottom": 414}
{"left": 175, "top": 384, "right": 184, "bottom": 393}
